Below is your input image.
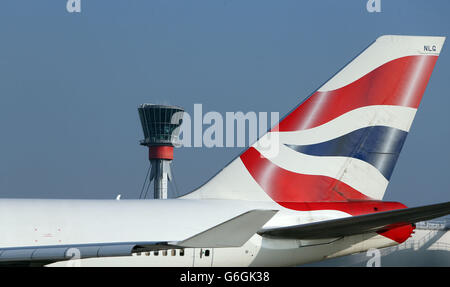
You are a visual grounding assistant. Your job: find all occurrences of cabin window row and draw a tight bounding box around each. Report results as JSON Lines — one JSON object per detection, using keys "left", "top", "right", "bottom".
{"left": 134, "top": 249, "right": 185, "bottom": 257}
{"left": 133, "top": 249, "right": 212, "bottom": 258}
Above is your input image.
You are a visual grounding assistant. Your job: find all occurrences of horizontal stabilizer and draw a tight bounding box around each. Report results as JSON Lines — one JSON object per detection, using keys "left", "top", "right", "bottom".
{"left": 171, "top": 209, "right": 278, "bottom": 248}
{"left": 258, "top": 201, "right": 450, "bottom": 239}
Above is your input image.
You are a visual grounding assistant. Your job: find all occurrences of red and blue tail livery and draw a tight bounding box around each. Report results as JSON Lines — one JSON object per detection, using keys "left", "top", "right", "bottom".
{"left": 186, "top": 35, "right": 445, "bottom": 204}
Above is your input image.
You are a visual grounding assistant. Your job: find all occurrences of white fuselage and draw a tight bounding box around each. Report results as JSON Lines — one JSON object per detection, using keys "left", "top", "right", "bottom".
{"left": 0, "top": 198, "right": 397, "bottom": 267}
{"left": 48, "top": 232, "right": 396, "bottom": 267}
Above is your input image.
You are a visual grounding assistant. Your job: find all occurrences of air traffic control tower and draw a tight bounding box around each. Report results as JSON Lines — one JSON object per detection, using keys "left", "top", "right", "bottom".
{"left": 138, "top": 104, "right": 184, "bottom": 199}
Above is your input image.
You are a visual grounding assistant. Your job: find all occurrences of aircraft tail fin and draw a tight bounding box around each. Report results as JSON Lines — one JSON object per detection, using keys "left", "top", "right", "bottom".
{"left": 182, "top": 35, "right": 445, "bottom": 203}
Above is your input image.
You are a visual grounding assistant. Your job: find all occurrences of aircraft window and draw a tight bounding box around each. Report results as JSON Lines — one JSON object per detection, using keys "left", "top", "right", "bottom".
{"left": 145, "top": 252, "right": 150, "bottom": 256}
{"left": 162, "top": 250, "right": 167, "bottom": 256}
{"left": 205, "top": 250, "right": 210, "bottom": 257}
{"left": 171, "top": 250, "right": 176, "bottom": 256}
{"left": 180, "top": 249, "right": 185, "bottom": 256}
{"left": 154, "top": 251, "right": 159, "bottom": 256}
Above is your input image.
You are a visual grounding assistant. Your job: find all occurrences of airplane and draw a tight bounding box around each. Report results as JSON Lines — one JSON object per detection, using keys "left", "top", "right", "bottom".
{"left": 0, "top": 35, "right": 449, "bottom": 267}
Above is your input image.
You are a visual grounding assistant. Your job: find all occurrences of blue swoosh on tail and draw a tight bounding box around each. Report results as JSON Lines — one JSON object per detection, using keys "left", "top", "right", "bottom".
{"left": 285, "top": 126, "right": 408, "bottom": 180}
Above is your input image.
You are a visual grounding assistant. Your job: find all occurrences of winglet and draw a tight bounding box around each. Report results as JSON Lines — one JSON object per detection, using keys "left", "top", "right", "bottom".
{"left": 171, "top": 209, "right": 278, "bottom": 248}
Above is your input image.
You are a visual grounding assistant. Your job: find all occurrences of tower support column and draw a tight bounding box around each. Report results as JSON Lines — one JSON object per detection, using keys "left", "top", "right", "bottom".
{"left": 149, "top": 159, "right": 173, "bottom": 199}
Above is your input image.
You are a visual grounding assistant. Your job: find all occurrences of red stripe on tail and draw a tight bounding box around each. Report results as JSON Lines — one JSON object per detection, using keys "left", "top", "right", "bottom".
{"left": 240, "top": 147, "right": 371, "bottom": 202}
{"left": 274, "top": 55, "right": 438, "bottom": 132}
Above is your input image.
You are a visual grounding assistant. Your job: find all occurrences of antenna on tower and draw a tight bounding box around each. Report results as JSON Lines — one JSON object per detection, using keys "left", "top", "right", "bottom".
{"left": 137, "top": 104, "right": 184, "bottom": 199}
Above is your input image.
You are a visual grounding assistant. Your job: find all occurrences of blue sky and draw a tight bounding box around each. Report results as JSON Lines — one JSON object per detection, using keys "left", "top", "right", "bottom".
{"left": 0, "top": 0, "right": 449, "bottom": 207}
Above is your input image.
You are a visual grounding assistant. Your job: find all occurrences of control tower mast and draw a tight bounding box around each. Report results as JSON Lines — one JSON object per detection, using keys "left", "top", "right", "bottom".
{"left": 138, "top": 104, "right": 184, "bottom": 199}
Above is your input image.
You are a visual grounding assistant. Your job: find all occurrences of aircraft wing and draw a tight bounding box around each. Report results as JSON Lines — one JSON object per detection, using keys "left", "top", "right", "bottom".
{"left": 0, "top": 209, "right": 277, "bottom": 266}
{"left": 258, "top": 201, "right": 450, "bottom": 239}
